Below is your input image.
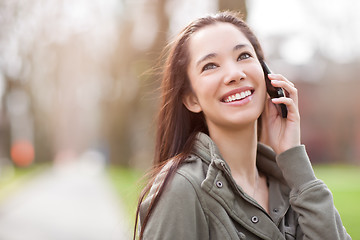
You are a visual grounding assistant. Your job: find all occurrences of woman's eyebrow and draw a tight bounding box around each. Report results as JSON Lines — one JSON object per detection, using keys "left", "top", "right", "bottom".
{"left": 233, "top": 44, "right": 250, "bottom": 51}
{"left": 195, "top": 44, "right": 252, "bottom": 67}
{"left": 196, "top": 53, "right": 217, "bottom": 68}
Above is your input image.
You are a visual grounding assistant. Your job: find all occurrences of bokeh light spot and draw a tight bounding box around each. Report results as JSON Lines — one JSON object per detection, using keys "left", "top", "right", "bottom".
{"left": 10, "top": 140, "right": 35, "bottom": 167}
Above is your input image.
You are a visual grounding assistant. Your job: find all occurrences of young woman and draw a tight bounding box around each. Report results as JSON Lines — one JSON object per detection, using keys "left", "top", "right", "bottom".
{"left": 134, "top": 11, "right": 351, "bottom": 240}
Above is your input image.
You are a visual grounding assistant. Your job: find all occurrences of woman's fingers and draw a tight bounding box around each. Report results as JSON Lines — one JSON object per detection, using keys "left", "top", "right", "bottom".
{"left": 271, "top": 97, "right": 299, "bottom": 118}
{"left": 271, "top": 80, "right": 298, "bottom": 101}
{"left": 268, "top": 73, "right": 294, "bottom": 87}
{"left": 268, "top": 74, "right": 298, "bottom": 106}
{"left": 267, "top": 73, "right": 300, "bottom": 120}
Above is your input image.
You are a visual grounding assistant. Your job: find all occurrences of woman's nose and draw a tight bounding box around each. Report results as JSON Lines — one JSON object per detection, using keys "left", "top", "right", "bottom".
{"left": 223, "top": 63, "right": 246, "bottom": 85}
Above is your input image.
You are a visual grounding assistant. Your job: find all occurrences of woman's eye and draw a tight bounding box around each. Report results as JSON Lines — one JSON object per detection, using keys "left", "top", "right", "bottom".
{"left": 202, "top": 63, "right": 218, "bottom": 72}
{"left": 238, "top": 52, "right": 251, "bottom": 61}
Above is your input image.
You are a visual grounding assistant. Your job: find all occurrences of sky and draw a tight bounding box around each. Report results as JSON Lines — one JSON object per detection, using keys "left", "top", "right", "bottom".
{"left": 166, "top": 0, "right": 360, "bottom": 65}
{"left": 247, "top": 0, "right": 360, "bottom": 64}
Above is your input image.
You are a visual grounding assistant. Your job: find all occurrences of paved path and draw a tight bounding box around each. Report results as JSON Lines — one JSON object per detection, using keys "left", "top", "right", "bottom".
{"left": 0, "top": 158, "right": 131, "bottom": 240}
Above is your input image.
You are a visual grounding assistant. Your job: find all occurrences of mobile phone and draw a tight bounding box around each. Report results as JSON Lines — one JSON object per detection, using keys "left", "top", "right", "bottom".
{"left": 261, "top": 61, "right": 288, "bottom": 118}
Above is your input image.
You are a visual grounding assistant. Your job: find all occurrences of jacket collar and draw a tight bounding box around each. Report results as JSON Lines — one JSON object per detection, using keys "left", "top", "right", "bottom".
{"left": 192, "top": 132, "right": 287, "bottom": 184}
{"left": 192, "top": 132, "right": 222, "bottom": 164}
{"left": 192, "top": 132, "right": 291, "bottom": 225}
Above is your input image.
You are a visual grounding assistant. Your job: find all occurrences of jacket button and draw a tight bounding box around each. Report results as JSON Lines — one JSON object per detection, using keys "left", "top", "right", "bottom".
{"left": 273, "top": 208, "right": 279, "bottom": 213}
{"left": 216, "top": 180, "right": 223, "bottom": 188}
{"left": 251, "top": 216, "right": 259, "bottom": 224}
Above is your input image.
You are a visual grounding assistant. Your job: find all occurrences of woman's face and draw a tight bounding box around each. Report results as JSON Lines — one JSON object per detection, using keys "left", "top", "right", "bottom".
{"left": 184, "top": 22, "right": 267, "bottom": 132}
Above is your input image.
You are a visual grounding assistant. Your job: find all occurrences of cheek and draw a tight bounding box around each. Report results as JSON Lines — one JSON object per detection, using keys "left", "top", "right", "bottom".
{"left": 259, "top": 81, "right": 267, "bottom": 103}
{"left": 188, "top": 74, "right": 215, "bottom": 99}
{"left": 195, "top": 80, "right": 220, "bottom": 107}
{"left": 253, "top": 68, "right": 267, "bottom": 105}
{"left": 253, "top": 65, "right": 267, "bottom": 93}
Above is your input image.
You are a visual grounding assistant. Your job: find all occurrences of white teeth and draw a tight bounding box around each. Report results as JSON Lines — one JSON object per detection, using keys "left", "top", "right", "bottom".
{"left": 224, "top": 90, "right": 252, "bottom": 103}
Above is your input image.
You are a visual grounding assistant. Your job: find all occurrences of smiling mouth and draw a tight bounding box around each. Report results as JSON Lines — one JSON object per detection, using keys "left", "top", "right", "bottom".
{"left": 222, "top": 90, "right": 253, "bottom": 103}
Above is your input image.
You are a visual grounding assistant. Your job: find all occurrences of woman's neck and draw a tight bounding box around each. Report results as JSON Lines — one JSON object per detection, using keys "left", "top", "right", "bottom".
{"left": 208, "top": 121, "right": 258, "bottom": 184}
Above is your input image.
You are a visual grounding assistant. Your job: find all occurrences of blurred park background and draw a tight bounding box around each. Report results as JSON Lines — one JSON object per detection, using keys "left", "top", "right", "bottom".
{"left": 0, "top": 0, "right": 359, "bottom": 239}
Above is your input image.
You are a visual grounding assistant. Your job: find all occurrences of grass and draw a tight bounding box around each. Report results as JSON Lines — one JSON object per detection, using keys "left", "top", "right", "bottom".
{"left": 0, "top": 164, "right": 48, "bottom": 203}
{"left": 108, "top": 164, "right": 360, "bottom": 239}
{"left": 107, "top": 166, "right": 144, "bottom": 223}
{"left": 313, "top": 164, "right": 360, "bottom": 239}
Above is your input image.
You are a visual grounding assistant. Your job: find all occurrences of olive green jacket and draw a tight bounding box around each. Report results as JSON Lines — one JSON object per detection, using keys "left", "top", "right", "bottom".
{"left": 140, "top": 133, "right": 351, "bottom": 239}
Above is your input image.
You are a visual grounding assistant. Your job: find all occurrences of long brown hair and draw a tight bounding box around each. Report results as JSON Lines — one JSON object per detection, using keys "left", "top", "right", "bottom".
{"left": 134, "top": 11, "right": 265, "bottom": 239}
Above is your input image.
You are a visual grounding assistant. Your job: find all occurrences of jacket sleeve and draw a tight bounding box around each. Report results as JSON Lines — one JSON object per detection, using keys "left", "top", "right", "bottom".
{"left": 276, "top": 145, "right": 351, "bottom": 240}
{"left": 139, "top": 171, "right": 209, "bottom": 240}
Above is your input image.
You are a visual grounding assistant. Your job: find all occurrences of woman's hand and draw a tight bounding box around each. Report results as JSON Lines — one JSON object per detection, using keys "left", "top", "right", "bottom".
{"left": 260, "top": 73, "right": 301, "bottom": 154}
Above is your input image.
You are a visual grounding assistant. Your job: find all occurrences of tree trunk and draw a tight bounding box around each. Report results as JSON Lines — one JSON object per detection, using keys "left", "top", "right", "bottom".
{"left": 218, "top": 0, "right": 247, "bottom": 20}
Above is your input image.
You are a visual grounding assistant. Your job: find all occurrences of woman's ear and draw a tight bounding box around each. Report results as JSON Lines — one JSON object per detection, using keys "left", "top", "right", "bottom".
{"left": 182, "top": 91, "right": 202, "bottom": 113}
